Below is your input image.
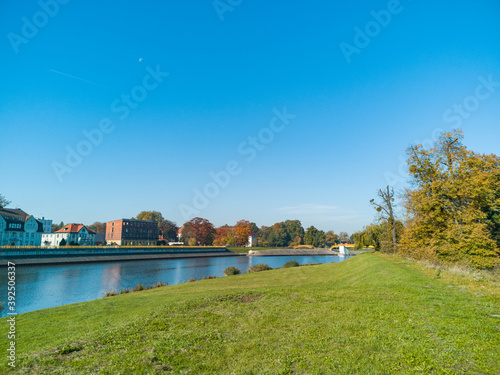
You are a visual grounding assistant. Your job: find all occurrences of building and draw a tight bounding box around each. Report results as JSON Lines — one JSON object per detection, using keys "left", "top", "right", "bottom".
{"left": 94, "top": 233, "right": 105, "bottom": 245}
{"left": 36, "top": 217, "right": 53, "bottom": 234}
{"left": 105, "top": 219, "right": 159, "bottom": 246}
{"left": 42, "top": 224, "right": 96, "bottom": 247}
{"left": 0, "top": 208, "right": 44, "bottom": 246}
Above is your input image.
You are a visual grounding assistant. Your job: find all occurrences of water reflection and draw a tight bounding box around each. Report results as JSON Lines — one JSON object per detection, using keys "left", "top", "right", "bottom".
{"left": 0, "top": 255, "right": 352, "bottom": 317}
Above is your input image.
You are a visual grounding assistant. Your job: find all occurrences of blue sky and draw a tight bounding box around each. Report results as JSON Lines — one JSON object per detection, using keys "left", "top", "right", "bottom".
{"left": 1, "top": 0, "right": 499, "bottom": 234}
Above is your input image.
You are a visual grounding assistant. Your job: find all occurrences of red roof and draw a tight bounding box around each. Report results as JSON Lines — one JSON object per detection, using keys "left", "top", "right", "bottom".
{"left": 56, "top": 224, "right": 96, "bottom": 234}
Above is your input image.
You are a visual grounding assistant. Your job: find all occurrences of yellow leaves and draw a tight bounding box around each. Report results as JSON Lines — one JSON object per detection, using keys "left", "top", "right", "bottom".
{"left": 401, "top": 130, "right": 500, "bottom": 269}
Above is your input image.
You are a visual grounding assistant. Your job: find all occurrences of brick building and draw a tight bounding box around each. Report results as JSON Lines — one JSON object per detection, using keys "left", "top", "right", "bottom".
{"left": 105, "top": 219, "right": 159, "bottom": 246}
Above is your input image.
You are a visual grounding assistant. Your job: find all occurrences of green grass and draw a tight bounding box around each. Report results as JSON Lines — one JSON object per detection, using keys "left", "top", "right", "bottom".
{"left": 1, "top": 253, "right": 499, "bottom": 374}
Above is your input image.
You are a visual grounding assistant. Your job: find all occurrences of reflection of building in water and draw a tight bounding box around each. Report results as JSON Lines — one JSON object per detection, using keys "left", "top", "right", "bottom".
{"left": 102, "top": 264, "right": 122, "bottom": 290}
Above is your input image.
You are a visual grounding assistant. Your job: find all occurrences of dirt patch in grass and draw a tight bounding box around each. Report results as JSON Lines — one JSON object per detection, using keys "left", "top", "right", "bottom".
{"left": 215, "top": 292, "right": 265, "bottom": 304}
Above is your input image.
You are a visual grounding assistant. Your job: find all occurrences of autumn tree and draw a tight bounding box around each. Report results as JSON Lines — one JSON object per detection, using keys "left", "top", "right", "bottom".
{"left": 182, "top": 217, "right": 216, "bottom": 246}
{"left": 0, "top": 194, "right": 10, "bottom": 210}
{"left": 370, "top": 185, "right": 398, "bottom": 251}
{"left": 88, "top": 222, "right": 106, "bottom": 233}
{"left": 158, "top": 220, "right": 179, "bottom": 241}
{"left": 401, "top": 130, "right": 500, "bottom": 268}
{"left": 214, "top": 226, "right": 236, "bottom": 246}
{"left": 324, "top": 231, "right": 339, "bottom": 247}
{"left": 235, "top": 220, "right": 252, "bottom": 246}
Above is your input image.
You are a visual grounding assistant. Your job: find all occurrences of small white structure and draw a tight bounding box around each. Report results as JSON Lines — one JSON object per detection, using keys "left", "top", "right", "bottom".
{"left": 247, "top": 235, "right": 257, "bottom": 247}
{"left": 338, "top": 245, "right": 350, "bottom": 256}
{"left": 42, "top": 223, "right": 95, "bottom": 247}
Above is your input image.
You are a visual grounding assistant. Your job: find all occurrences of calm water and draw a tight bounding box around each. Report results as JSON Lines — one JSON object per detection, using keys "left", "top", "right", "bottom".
{"left": 0, "top": 255, "right": 352, "bottom": 317}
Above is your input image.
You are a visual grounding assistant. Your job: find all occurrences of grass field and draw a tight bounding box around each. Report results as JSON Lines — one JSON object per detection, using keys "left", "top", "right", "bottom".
{"left": 1, "top": 253, "right": 499, "bottom": 374}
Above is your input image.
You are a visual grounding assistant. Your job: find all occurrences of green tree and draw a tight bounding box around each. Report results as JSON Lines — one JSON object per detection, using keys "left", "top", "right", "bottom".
{"left": 370, "top": 185, "right": 398, "bottom": 250}
{"left": 338, "top": 231, "right": 350, "bottom": 243}
{"left": 134, "top": 211, "right": 178, "bottom": 241}
{"left": 283, "top": 220, "right": 305, "bottom": 245}
{"left": 0, "top": 194, "right": 11, "bottom": 210}
{"left": 304, "top": 226, "right": 326, "bottom": 248}
{"left": 134, "top": 211, "right": 164, "bottom": 223}
{"left": 250, "top": 222, "right": 261, "bottom": 238}
{"left": 353, "top": 221, "right": 404, "bottom": 251}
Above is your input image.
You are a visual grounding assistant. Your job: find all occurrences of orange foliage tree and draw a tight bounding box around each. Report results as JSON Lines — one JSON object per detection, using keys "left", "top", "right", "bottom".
{"left": 214, "top": 226, "right": 236, "bottom": 246}
{"left": 235, "top": 220, "right": 253, "bottom": 246}
{"left": 182, "top": 217, "right": 216, "bottom": 246}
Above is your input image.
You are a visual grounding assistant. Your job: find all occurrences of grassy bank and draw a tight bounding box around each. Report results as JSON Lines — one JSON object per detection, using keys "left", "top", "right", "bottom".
{"left": 1, "top": 253, "right": 499, "bottom": 374}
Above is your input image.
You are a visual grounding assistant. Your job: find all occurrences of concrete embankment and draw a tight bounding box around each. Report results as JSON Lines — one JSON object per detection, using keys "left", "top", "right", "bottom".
{"left": 0, "top": 247, "right": 243, "bottom": 267}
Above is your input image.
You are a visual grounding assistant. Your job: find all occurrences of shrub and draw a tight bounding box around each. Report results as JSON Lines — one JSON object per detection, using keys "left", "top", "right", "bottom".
{"left": 104, "top": 290, "right": 117, "bottom": 297}
{"left": 133, "top": 284, "right": 144, "bottom": 292}
{"left": 247, "top": 263, "right": 272, "bottom": 273}
{"left": 189, "top": 278, "right": 196, "bottom": 282}
{"left": 58, "top": 345, "right": 81, "bottom": 355}
{"left": 223, "top": 266, "right": 241, "bottom": 276}
{"left": 154, "top": 281, "right": 166, "bottom": 288}
{"left": 283, "top": 260, "right": 299, "bottom": 268}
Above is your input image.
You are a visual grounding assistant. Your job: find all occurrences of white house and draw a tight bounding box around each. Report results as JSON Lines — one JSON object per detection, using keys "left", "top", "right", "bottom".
{"left": 0, "top": 208, "right": 44, "bottom": 246}
{"left": 42, "top": 223, "right": 96, "bottom": 247}
{"left": 36, "top": 217, "right": 53, "bottom": 234}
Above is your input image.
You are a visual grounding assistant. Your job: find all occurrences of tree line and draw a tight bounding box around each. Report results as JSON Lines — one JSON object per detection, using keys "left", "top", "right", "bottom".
{"left": 35, "top": 212, "right": 349, "bottom": 249}
{"left": 354, "top": 130, "right": 500, "bottom": 269}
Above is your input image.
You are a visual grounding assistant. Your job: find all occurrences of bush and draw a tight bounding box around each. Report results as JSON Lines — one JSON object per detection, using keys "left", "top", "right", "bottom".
{"left": 247, "top": 263, "right": 272, "bottom": 273}
{"left": 189, "top": 278, "right": 196, "bottom": 282}
{"left": 283, "top": 260, "right": 299, "bottom": 268}
{"left": 223, "top": 266, "right": 241, "bottom": 276}
{"left": 133, "top": 284, "right": 144, "bottom": 292}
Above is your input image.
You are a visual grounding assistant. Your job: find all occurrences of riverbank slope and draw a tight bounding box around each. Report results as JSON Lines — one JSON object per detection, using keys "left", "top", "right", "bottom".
{"left": 1, "top": 253, "right": 499, "bottom": 374}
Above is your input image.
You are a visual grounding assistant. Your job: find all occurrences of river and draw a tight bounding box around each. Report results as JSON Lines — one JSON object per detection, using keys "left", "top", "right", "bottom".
{"left": 0, "top": 254, "right": 352, "bottom": 317}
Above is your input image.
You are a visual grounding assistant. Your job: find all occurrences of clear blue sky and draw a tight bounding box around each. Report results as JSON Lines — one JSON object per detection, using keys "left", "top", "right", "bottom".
{"left": 1, "top": 0, "right": 499, "bottom": 234}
